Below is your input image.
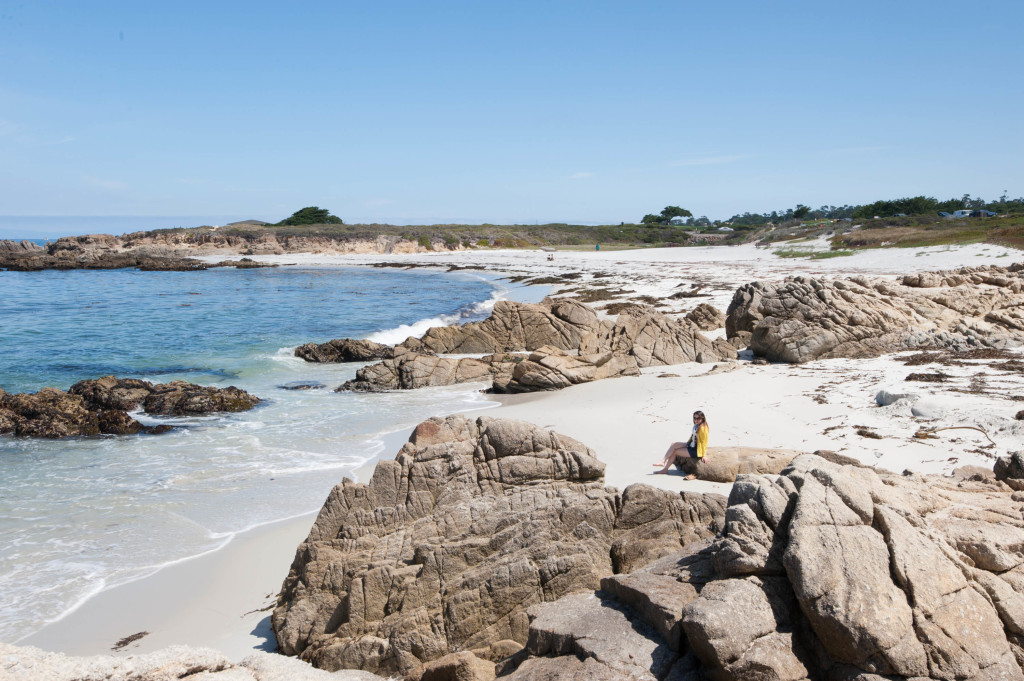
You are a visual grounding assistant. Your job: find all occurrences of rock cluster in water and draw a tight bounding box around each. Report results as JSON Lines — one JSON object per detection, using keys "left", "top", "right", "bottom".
{"left": 271, "top": 415, "right": 727, "bottom": 678}
{"left": 726, "top": 263, "right": 1024, "bottom": 362}
{"left": 0, "top": 376, "right": 261, "bottom": 438}
{"left": 299, "top": 298, "right": 735, "bottom": 393}
{"left": 271, "top": 423, "right": 1024, "bottom": 680}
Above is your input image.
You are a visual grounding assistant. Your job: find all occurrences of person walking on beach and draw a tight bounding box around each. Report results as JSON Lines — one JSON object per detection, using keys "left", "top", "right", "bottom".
{"left": 654, "top": 411, "right": 709, "bottom": 479}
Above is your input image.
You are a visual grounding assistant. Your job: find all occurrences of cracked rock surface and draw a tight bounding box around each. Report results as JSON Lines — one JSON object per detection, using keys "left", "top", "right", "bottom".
{"left": 510, "top": 452, "right": 1024, "bottom": 680}
{"left": 726, "top": 263, "right": 1024, "bottom": 362}
{"left": 271, "top": 415, "right": 726, "bottom": 679}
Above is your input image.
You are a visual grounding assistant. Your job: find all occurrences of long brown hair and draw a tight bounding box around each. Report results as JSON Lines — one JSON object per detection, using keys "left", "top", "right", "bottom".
{"left": 693, "top": 410, "right": 708, "bottom": 431}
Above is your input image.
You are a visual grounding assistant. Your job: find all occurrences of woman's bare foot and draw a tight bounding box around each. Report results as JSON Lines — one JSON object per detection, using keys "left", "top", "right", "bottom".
{"left": 684, "top": 474, "right": 697, "bottom": 480}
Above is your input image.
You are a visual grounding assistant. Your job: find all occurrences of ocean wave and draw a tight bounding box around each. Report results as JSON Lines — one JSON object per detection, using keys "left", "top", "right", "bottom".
{"left": 365, "top": 289, "right": 505, "bottom": 345}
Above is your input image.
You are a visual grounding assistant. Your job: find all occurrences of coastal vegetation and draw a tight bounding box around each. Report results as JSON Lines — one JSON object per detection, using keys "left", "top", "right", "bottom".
{"left": 275, "top": 206, "right": 344, "bottom": 226}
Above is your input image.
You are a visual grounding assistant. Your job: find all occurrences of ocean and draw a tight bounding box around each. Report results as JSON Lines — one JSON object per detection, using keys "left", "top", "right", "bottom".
{"left": 0, "top": 263, "right": 543, "bottom": 643}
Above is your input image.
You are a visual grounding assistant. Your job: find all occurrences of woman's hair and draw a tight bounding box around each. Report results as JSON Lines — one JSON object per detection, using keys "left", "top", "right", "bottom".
{"left": 693, "top": 411, "right": 708, "bottom": 428}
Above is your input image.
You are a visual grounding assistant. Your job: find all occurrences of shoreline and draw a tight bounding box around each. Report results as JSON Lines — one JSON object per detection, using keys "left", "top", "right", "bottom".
{"left": 12, "top": 242, "right": 1024, "bottom": 668}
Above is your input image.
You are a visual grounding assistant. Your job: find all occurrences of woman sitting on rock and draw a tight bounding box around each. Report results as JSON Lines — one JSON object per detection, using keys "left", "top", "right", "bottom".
{"left": 654, "top": 411, "right": 709, "bottom": 479}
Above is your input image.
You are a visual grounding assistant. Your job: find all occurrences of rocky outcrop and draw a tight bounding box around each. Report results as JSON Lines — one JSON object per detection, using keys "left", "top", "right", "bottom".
{"left": 0, "top": 376, "right": 260, "bottom": 438}
{"left": 0, "top": 643, "right": 386, "bottom": 680}
{"left": 491, "top": 345, "right": 640, "bottom": 393}
{"left": 329, "top": 301, "right": 725, "bottom": 392}
{"left": 726, "top": 263, "right": 1024, "bottom": 362}
{"left": 0, "top": 237, "right": 279, "bottom": 271}
{"left": 339, "top": 348, "right": 495, "bottom": 392}
{"left": 581, "top": 304, "right": 729, "bottom": 366}
{"left": 413, "top": 298, "right": 602, "bottom": 354}
{"left": 685, "top": 303, "right": 726, "bottom": 331}
{"left": 505, "top": 452, "right": 1024, "bottom": 680}
{"left": 296, "top": 338, "right": 396, "bottom": 363}
{"left": 271, "top": 415, "right": 727, "bottom": 679}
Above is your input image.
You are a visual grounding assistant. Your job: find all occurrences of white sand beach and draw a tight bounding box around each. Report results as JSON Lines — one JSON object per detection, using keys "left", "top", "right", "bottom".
{"left": 22, "top": 241, "right": 1024, "bottom": 663}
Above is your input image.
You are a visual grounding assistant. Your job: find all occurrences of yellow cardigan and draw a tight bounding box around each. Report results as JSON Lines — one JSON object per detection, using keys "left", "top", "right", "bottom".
{"left": 695, "top": 425, "right": 709, "bottom": 458}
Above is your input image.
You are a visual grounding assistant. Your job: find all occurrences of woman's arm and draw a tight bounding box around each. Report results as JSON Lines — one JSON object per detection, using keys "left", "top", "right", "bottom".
{"left": 696, "top": 425, "right": 709, "bottom": 458}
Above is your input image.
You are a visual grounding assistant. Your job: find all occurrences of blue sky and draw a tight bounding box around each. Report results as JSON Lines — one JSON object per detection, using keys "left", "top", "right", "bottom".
{"left": 1, "top": 0, "right": 1021, "bottom": 231}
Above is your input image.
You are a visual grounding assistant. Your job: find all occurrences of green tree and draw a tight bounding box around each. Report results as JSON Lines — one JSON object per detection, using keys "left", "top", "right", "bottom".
{"left": 792, "top": 204, "right": 811, "bottom": 219}
{"left": 640, "top": 206, "right": 693, "bottom": 225}
{"left": 660, "top": 206, "right": 692, "bottom": 221}
{"left": 276, "top": 206, "right": 344, "bottom": 226}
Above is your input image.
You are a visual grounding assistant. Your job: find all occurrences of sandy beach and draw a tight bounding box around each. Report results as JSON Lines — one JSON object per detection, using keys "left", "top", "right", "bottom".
{"left": 20, "top": 241, "right": 1024, "bottom": 664}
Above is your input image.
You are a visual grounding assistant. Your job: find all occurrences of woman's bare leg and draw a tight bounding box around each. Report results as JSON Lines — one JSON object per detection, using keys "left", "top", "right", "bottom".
{"left": 655, "top": 443, "right": 685, "bottom": 473}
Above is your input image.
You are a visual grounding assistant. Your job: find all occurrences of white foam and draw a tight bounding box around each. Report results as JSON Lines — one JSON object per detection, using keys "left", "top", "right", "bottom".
{"left": 365, "top": 289, "right": 505, "bottom": 344}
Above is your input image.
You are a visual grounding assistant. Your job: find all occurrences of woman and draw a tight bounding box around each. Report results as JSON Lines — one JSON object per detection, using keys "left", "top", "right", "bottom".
{"left": 654, "top": 411, "right": 709, "bottom": 479}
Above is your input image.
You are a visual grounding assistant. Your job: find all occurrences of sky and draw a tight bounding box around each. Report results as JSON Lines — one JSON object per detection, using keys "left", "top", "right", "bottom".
{"left": 1, "top": 0, "right": 1022, "bottom": 235}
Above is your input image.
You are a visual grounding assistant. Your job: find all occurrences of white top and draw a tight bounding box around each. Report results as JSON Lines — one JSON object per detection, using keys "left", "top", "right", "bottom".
{"left": 688, "top": 424, "right": 698, "bottom": 447}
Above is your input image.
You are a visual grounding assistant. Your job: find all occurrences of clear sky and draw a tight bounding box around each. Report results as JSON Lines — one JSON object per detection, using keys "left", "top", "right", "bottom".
{"left": 1, "top": 0, "right": 1021, "bottom": 230}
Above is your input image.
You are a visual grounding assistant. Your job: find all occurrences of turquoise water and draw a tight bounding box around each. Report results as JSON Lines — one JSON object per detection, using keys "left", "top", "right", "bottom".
{"left": 0, "top": 265, "right": 536, "bottom": 642}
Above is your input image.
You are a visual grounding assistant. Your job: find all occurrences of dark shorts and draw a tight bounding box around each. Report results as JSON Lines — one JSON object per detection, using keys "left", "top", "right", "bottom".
{"left": 674, "top": 445, "right": 699, "bottom": 469}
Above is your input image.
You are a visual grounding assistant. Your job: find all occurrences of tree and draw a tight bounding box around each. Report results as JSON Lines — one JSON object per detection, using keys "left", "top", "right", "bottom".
{"left": 792, "top": 204, "right": 811, "bottom": 219}
{"left": 639, "top": 205, "right": 693, "bottom": 225}
{"left": 660, "top": 206, "right": 692, "bottom": 221}
{"left": 276, "top": 206, "right": 344, "bottom": 226}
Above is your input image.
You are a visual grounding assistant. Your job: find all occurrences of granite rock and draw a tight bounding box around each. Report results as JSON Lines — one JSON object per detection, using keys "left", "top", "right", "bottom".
{"left": 271, "top": 415, "right": 726, "bottom": 679}
{"left": 726, "top": 263, "right": 1024, "bottom": 362}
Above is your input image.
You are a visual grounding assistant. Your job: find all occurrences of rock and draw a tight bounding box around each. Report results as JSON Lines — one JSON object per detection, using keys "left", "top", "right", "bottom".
{"left": 582, "top": 305, "right": 722, "bottom": 368}
{"left": 420, "top": 652, "right": 495, "bottom": 681}
{"left": 1017, "top": 410, "right": 1024, "bottom": 421}
{"left": 295, "top": 339, "right": 395, "bottom": 363}
{"left": 0, "top": 378, "right": 260, "bottom": 438}
{"left": 338, "top": 351, "right": 494, "bottom": 392}
{"left": 271, "top": 415, "right": 725, "bottom": 678}
{"left": 279, "top": 382, "right": 326, "bottom": 390}
{"left": 492, "top": 346, "right": 640, "bottom": 393}
{"left": 725, "top": 263, "right": 1024, "bottom": 362}
{"left": 995, "top": 452, "right": 1024, "bottom": 491}
{"left": 684, "top": 303, "right": 726, "bottom": 331}
{"left": 875, "top": 389, "right": 919, "bottom": 406}
{"left": 508, "top": 451, "right": 1024, "bottom": 680}
{"left": 69, "top": 376, "right": 155, "bottom": 410}
{"left": 411, "top": 298, "right": 601, "bottom": 354}
{"left": 522, "top": 592, "right": 678, "bottom": 679}
{"left": 0, "top": 388, "right": 106, "bottom": 437}
{"left": 141, "top": 381, "right": 260, "bottom": 415}
{"left": 0, "top": 642, "right": 386, "bottom": 680}
{"left": 671, "top": 446, "right": 803, "bottom": 483}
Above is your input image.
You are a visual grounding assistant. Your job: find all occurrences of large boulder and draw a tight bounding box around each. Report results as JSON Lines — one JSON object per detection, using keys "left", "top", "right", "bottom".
{"left": 671, "top": 446, "right": 804, "bottom": 483}
{"left": 271, "top": 415, "right": 726, "bottom": 679}
{"left": 685, "top": 303, "right": 727, "bottom": 331}
{"left": 411, "top": 298, "right": 602, "bottom": 354}
{"left": 492, "top": 345, "right": 641, "bottom": 393}
{"left": 581, "top": 305, "right": 723, "bottom": 367}
{"left": 295, "top": 339, "right": 395, "bottom": 363}
{"left": 338, "top": 349, "right": 495, "bottom": 392}
{"left": 141, "top": 381, "right": 261, "bottom": 415}
{"left": 726, "top": 263, "right": 1024, "bottom": 362}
